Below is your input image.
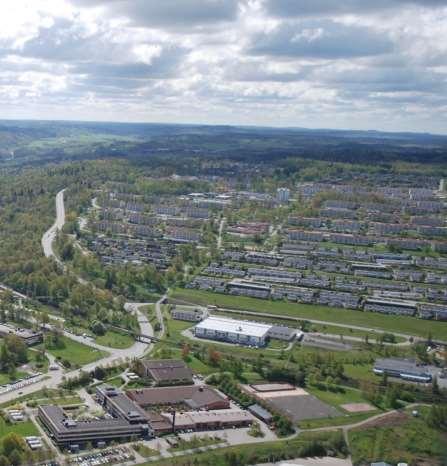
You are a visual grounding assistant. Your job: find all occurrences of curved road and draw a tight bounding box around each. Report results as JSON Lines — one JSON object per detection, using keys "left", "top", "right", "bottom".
{"left": 42, "top": 188, "right": 66, "bottom": 266}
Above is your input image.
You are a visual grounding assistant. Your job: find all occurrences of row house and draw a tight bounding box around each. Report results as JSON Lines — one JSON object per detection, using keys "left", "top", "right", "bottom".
{"left": 418, "top": 303, "right": 447, "bottom": 321}
{"left": 282, "top": 256, "right": 313, "bottom": 269}
{"left": 271, "top": 286, "right": 315, "bottom": 303}
{"left": 298, "top": 275, "right": 331, "bottom": 289}
{"left": 288, "top": 230, "right": 325, "bottom": 242}
{"left": 320, "top": 208, "right": 357, "bottom": 219}
{"left": 329, "top": 233, "right": 374, "bottom": 246}
{"left": 204, "top": 264, "right": 246, "bottom": 278}
{"left": 330, "top": 220, "right": 363, "bottom": 233}
{"left": 363, "top": 298, "right": 417, "bottom": 316}
{"left": 288, "top": 217, "right": 323, "bottom": 228}
{"left": 317, "top": 290, "right": 360, "bottom": 309}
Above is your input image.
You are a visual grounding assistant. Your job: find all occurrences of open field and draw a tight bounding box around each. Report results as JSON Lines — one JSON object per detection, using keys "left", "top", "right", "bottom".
{"left": 348, "top": 409, "right": 447, "bottom": 465}
{"left": 171, "top": 288, "right": 447, "bottom": 340}
{"left": 44, "top": 336, "right": 107, "bottom": 366}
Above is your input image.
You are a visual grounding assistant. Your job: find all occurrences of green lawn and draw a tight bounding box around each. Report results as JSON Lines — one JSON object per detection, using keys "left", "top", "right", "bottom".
{"left": 349, "top": 412, "right": 446, "bottom": 465}
{"left": 0, "top": 418, "right": 39, "bottom": 438}
{"left": 171, "top": 288, "right": 447, "bottom": 340}
{"left": 95, "top": 330, "right": 134, "bottom": 349}
{"left": 45, "top": 336, "right": 107, "bottom": 367}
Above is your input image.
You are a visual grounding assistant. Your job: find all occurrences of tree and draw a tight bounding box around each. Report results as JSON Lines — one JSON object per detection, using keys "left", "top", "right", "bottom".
{"left": 181, "top": 343, "right": 190, "bottom": 361}
{"left": 2, "top": 432, "right": 26, "bottom": 457}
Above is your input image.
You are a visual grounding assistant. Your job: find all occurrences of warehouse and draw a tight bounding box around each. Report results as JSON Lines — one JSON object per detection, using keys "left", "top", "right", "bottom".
{"left": 162, "top": 409, "right": 253, "bottom": 432}
{"left": 373, "top": 358, "right": 432, "bottom": 383}
{"left": 194, "top": 316, "right": 271, "bottom": 347}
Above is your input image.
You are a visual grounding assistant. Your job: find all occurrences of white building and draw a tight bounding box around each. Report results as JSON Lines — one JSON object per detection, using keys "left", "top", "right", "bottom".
{"left": 440, "top": 179, "right": 446, "bottom": 192}
{"left": 194, "top": 316, "right": 271, "bottom": 347}
{"left": 277, "top": 187, "right": 290, "bottom": 203}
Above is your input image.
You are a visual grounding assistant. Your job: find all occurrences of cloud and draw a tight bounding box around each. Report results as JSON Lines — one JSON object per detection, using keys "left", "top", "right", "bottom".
{"left": 0, "top": 0, "right": 446, "bottom": 133}
{"left": 70, "top": 0, "right": 240, "bottom": 28}
{"left": 247, "top": 20, "right": 394, "bottom": 59}
{"left": 264, "top": 0, "right": 447, "bottom": 18}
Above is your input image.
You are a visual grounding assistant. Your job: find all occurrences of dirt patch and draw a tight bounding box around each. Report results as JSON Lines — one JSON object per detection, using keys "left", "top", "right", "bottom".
{"left": 357, "top": 411, "right": 408, "bottom": 429}
{"left": 341, "top": 402, "right": 375, "bottom": 413}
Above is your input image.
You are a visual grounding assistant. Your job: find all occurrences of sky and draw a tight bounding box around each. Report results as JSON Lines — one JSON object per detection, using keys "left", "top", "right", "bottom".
{"left": 0, "top": 0, "right": 447, "bottom": 133}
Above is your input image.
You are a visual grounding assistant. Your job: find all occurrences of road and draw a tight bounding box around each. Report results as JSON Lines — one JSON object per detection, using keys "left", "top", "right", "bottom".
{"left": 41, "top": 188, "right": 66, "bottom": 266}
{"left": 217, "top": 217, "right": 225, "bottom": 249}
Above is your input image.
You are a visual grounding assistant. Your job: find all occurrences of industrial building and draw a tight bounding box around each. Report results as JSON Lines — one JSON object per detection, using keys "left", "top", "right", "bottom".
{"left": 194, "top": 316, "right": 272, "bottom": 347}
{"left": 171, "top": 307, "right": 207, "bottom": 322}
{"left": 136, "top": 359, "right": 194, "bottom": 386}
{"left": 126, "top": 385, "right": 230, "bottom": 411}
{"left": 373, "top": 358, "right": 432, "bottom": 383}
{"left": 0, "top": 323, "right": 43, "bottom": 346}
{"left": 162, "top": 409, "right": 253, "bottom": 432}
{"left": 38, "top": 405, "right": 151, "bottom": 450}
{"left": 39, "top": 386, "right": 154, "bottom": 450}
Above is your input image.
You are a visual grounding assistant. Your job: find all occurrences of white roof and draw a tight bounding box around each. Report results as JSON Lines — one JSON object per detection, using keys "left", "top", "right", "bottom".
{"left": 195, "top": 316, "right": 271, "bottom": 338}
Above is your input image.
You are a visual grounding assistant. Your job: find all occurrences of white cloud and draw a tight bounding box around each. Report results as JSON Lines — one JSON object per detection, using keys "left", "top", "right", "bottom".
{"left": 0, "top": 0, "right": 445, "bottom": 133}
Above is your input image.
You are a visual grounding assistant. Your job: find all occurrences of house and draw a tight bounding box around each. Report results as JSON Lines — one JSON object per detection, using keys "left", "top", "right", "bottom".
{"left": 136, "top": 359, "right": 194, "bottom": 386}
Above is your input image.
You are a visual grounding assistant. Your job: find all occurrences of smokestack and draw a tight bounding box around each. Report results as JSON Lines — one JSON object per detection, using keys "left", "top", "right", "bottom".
{"left": 172, "top": 410, "right": 176, "bottom": 433}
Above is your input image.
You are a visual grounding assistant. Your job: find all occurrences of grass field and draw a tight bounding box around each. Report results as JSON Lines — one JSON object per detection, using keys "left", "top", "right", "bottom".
{"left": 348, "top": 410, "right": 446, "bottom": 465}
{"left": 308, "top": 385, "right": 373, "bottom": 410}
{"left": 0, "top": 371, "right": 29, "bottom": 385}
{"left": 344, "top": 363, "right": 377, "bottom": 383}
{"left": 95, "top": 330, "right": 134, "bottom": 349}
{"left": 0, "top": 418, "right": 39, "bottom": 438}
{"left": 171, "top": 288, "right": 447, "bottom": 340}
{"left": 45, "top": 336, "right": 107, "bottom": 366}
{"left": 299, "top": 411, "right": 377, "bottom": 429}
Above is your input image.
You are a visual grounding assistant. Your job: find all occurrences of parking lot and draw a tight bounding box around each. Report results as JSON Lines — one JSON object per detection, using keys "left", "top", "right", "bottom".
{"left": 0, "top": 372, "right": 42, "bottom": 395}
{"left": 67, "top": 447, "right": 134, "bottom": 466}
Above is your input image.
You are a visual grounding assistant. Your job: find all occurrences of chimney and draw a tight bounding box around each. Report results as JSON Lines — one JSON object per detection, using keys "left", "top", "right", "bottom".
{"left": 172, "top": 410, "right": 176, "bottom": 433}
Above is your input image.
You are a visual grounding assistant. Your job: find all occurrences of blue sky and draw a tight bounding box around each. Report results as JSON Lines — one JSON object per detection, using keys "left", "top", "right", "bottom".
{"left": 0, "top": 0, "right": 446, "bottom": 133}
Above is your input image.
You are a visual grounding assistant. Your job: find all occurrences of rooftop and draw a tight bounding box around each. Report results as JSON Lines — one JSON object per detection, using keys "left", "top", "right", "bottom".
{"left": 195, "top": 316, "right": 271, "bottom": 338}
